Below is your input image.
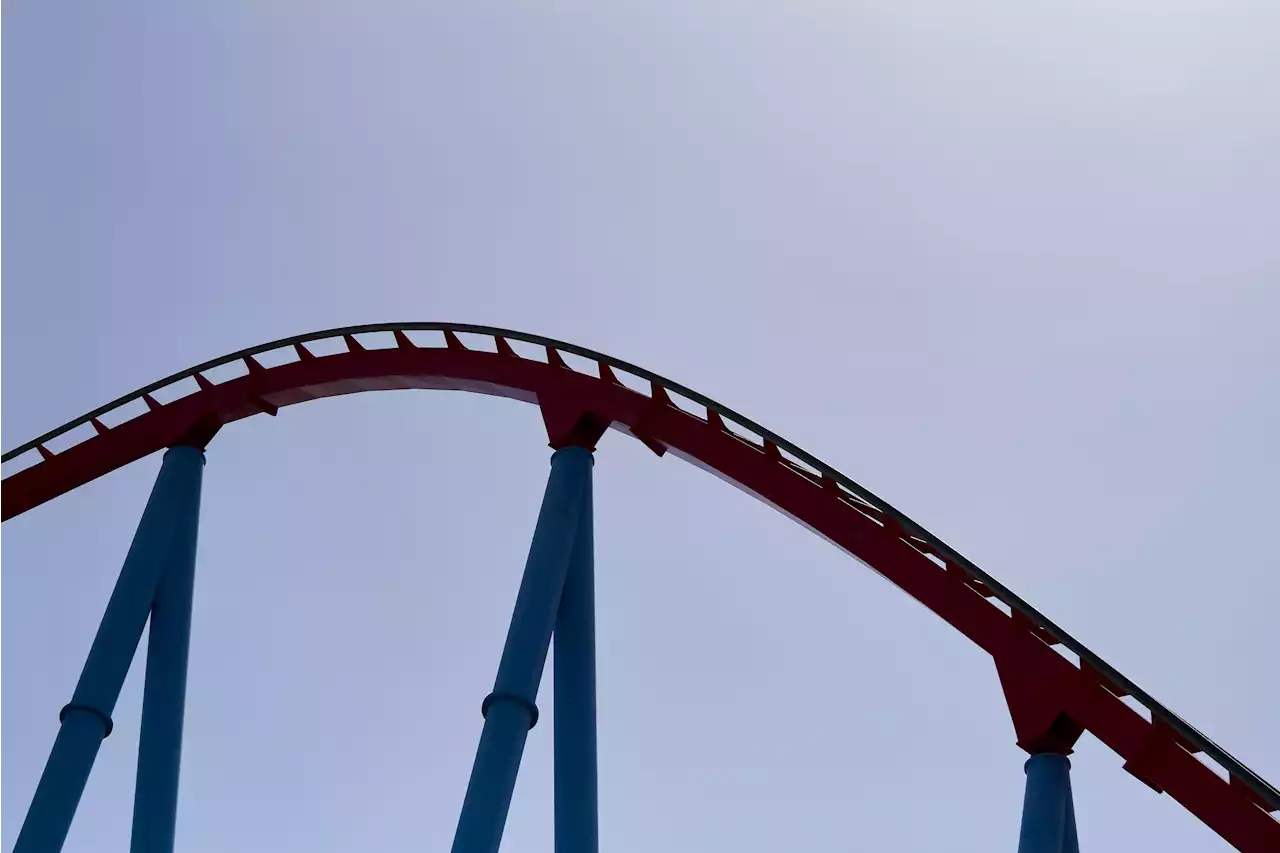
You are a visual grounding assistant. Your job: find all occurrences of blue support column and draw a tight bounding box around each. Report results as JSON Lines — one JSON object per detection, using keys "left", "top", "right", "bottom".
{"left": 15, "top": 447, "right": 206, "bottom": 853}
{"left": 1063, "top": 773, "right": 1079, "bottom": 853}
{"left": 451, "top": 446, "right": 593, "bottom": 853}
{"left": 554, "top": 461, "right": 597, "bottom": 853}
{"left": 1017, "top": 753, "right": 1079, "bottom": 853}
{"left": 130, "top": 449, "right": 205, "bottom": 853}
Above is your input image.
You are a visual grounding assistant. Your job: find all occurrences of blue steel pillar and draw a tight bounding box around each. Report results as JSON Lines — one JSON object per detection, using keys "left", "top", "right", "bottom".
{"left": 130, "top": 448, "right": 205, "bottom": 853}
{"left": 1062, "top": 771, "right": 1079, "bottom": 853}
{"left": 451, "top": 446, "right": 593, "bottom": 853}
{"left": 1017, "top": 753, "right": 1080, "bottom": 853}
{"left": 554, "top": 461, "right": 597, "bottom": 853}
{"left": 15, "top": 446, "right": 206, "bottom": 853}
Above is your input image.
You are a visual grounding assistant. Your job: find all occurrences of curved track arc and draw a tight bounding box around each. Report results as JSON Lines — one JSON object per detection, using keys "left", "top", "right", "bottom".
{"left": 3, "top": 323, "right": 1276, "bottom": 850}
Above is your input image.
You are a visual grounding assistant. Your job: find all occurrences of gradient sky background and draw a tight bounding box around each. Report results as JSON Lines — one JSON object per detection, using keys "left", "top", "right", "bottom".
{"left": 3, "top": 2, "right": 1278, "bottom": 851}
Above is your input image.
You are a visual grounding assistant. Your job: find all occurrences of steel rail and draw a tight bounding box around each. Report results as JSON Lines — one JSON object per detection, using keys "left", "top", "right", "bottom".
{"left": 3, "top": 322, "right": 1276, "bottom": 843}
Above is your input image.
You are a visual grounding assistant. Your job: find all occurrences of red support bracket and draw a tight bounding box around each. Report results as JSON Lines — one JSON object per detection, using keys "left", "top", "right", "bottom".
{"left": 538, "top": 392, "right": 611, "bottom": 451}
{"left": 244, "top": 355, "right": 267, "bottom": 374}
{"left": 546, "top": 347, "right": 570, "bottom": 369}
{"left": 194, "top": 373, "right": 215, "bottom": 392}
{"left": 598, "top": 361, "right": 624, "bottom": 386}
{"left": 249, "top": 397, "right": 279, "bottom": 417}
{"left": 172, "top": 415, "right": 223, "bottom": 450}
{"left": 294, "top": 342, "right": 317, "bottom": 361}
{"left": 343, "top": 334, "right": 366, "bottom": 353}
{"left": 629, "top": 430, "right": 668, "bottom": 457}
{"left": 443, "top": 330, "right": 466, "bottom": 351}
{"left": 143, "top": 394, "right": 163, "bottom": 411}
{"left": 624, "top": 384, "right": 674, "bottom": 457}
{"left": 1123, "top": 719, "right": 1185, "bottom": 793}
{"left": 393, "top": 330, "right": 416, "bottom": 350}
{"left": 995, "top": 610, "right": 1084, "bottom": 755}
{"left": 495, "top": 336, "right": 518, "bottom": 358}
{"left": 90, "top": 418, "right": 109, "bottom": 436}
{"left": 649, "top": 382, "right": 673, "bottom": 408}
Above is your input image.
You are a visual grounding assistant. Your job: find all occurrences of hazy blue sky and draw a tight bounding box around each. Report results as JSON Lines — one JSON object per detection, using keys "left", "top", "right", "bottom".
{"left": 3, "top": 2, "right": 1278, "bottom": 851}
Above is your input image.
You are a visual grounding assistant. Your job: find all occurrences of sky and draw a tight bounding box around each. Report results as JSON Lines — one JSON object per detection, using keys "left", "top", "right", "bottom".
{"left": 3, "top": 1, "right": 1278, "bottom": 851}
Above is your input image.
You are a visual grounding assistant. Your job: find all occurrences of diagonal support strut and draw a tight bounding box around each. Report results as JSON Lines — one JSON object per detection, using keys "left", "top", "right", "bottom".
{"left": 15, "top": 446, "right": 206, "bottom": 853}
{"left": 450, "top": 446, "right": 594, "bottom": 853}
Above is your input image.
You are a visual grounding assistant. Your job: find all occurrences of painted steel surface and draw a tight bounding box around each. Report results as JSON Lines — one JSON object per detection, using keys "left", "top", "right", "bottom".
{"left": 1018, "top": 754, "right": 1080, "bottom": 853}
{"left": 130, "top": 449, "right": 205, "bottom": 853}
{"left": 14, "top": 447, "right": 206, "bottom": 853}
{"left": 3, "top": 324, "right": 1276, "bottom": 851}
{"left": 452, "top": 447, "right": 593, "bottom": 853}
{"left": 554, "top": 454, "right": 599, "bottom": 853}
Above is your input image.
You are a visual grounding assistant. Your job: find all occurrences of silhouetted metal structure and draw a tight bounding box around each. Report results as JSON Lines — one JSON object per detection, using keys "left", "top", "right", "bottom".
{"left": 4, "top": 323, "right": 1277, "bottom": 853}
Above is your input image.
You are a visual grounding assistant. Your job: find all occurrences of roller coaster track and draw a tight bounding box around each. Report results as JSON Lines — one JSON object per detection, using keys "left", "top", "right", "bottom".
{"left": 4, "top": 322, "right": 1277, "bottom": 851}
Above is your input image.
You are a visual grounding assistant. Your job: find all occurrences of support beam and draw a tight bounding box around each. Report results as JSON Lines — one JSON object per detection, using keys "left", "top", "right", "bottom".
{"left": 451, "top": 446, "right": 593, "bottom": 853}
{"left": 1017, "top": 753, "right": 1079, "bottom": 853}
{"left": 130, "top": 449, "right": 205, "bottom": 853}
{"left": 1063, "top": 771, "right": 1079, "bottom": 853}
{"left": 15, "top": 447, "right": 206, "bottom": 853}
{"left": 554, "top": 461, "right": 597, "bottom": 853}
